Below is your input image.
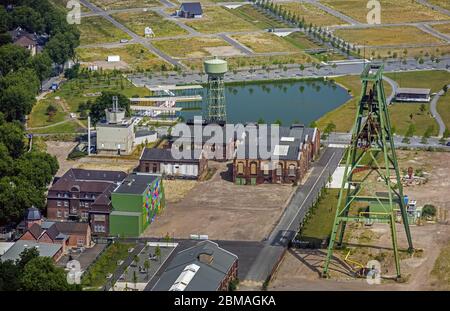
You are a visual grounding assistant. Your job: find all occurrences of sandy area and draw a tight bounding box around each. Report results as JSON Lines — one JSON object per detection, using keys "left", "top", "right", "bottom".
{"left": 204, "top": 46, "right": 245, "bottom": 57}
{"left": 269, "top": 151, "right": 450, "bottom": 290}
{"left": 143, "top": 161, "right": 296, "bottom": 241}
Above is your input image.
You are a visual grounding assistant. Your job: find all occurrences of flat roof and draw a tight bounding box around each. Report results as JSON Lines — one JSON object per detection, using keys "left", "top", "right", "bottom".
{"left": 396, "top": 88, "right": 431, "bottom": 95}
{"left": 146, "top": 85, "right": 203, "bottom": 92}
{"left": 1, "top": 240, "right": 62, "bottom": 262}
{"left": 114, "top": 173, "right": 160, "bottom": 195}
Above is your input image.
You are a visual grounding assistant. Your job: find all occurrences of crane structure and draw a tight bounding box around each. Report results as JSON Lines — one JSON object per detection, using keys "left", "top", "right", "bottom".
{"left": 322, "top": 64, "right": 414, "bottom": 279}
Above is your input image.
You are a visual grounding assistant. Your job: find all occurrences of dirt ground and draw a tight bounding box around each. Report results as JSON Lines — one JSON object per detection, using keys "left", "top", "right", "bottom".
{"left": 45, "top": 141, "right": 78, "bottom": 177}
{"left": 143, "top": 161, "right": 296, "bottom": 241}
{"left": 269, "top": 151, "right": 450, "bottom": 290}
{"left": 45, "top": 141, "right": 138, "bottom": 176}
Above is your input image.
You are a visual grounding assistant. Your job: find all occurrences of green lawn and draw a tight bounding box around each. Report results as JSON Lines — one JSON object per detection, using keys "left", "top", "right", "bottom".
{"left": 299, "top": 188, "right": 340, "bottom": 241}
{"left": 437, "top": 92, "right": 450, "bottom": 135}
{"left": 153, "top": 37, "right": 232, "bottom": 58}
{"left": 28, "top": 99, "right": 67, "bottom": 128}
{"left": 112, "top": 11, "right": 188, "bottom": 38}
{"left": 79, "top": 16, "right": 131, "bottom": 45}
{"left": 280, "top": 2, "right": 347, "bottom": 26}
{"left": 317, "top": 71, "right": 450, "bottom": 135}
{"left": 226, "top": 5, "right": 288, "bottom": 29}
{"left": 29, "top": 120, "right": 83, "bottom": 134}
{"left": 283, "top": 32, "right": 323, "bottom": 50}
{"left": 385, "top": 70, "right": 450, "bottom": 93}
{"left": 82, "top": 242, "right": 134, "bottom": 288}
{"left": 42, "top": 76, "right": 150, "bottom": 113}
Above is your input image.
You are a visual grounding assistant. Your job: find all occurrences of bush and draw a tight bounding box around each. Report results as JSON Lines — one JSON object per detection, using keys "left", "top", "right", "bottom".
{"left": 422, "top": 204, "right": 436, "bottom": 218}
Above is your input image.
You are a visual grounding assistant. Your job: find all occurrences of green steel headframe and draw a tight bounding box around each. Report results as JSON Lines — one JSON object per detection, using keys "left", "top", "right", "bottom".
{"left": 322, "top": 64, "right": 413, "bottom": 279}
{"left": 206, "top": 73, "right": 227, "bottom": 122}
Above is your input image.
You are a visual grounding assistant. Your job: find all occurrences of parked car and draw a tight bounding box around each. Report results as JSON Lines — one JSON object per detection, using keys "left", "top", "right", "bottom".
{"left": 446, "top": 141, "right": 450, "bottom": 146}
{"left": 120, "top": 39, "right": 129, "bottom": 43}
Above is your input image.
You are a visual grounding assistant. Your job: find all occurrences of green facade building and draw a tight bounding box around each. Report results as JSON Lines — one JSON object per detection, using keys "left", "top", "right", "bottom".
{"left": 109, "top": 173, "right": 165, "bottom": 237}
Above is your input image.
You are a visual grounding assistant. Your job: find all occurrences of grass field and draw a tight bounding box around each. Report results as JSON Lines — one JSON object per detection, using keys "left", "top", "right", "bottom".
{"left": 320, "top": 0, "right": 449, "bottom": 24}
{"left": 28, "top": 99, "right": 67, "bottom": 129}
{"left": 389, "top": 103, "right": 438, "bottom": 136}
{"left": 280, "top": 2, "right": 347, "bottom": 26}
{"left": 79, "top": 17, "right": 131, "bottom": 45}
{"left": 386, "top": 70, "right": 450, "bottom": 93}
{"left": 49, "top": 0, "right": 90, "bottom": 12}
{"left": 317, "top": 71, "right": 450, "bottom": 135}
{"left": 334, "top": 26, "right": 444, "bottom": 47}
{"left": 90, "top": 0, "right": 160, "bottom": 10}
{"left": 29, "top": 120, "right": 83, "bottom": 134}
{"left": 112, "top": 11, "right": 188, "bottom": 38}
{"left": 77, "top": 44, "right": 168, "bottom": 70}
{"left": 431, "top": 241, "right": 450, "bottom": 290}
{"left": 281, "top": 32, "right": 323, "bottom": 50}
{"left": 433, "top": 23, "right": 450, "bottom": 35}
{"left": 82, "top": 243, "right": 134, "bottom": 288}
{"left": 153, "top": 37, "right": 234, "bottom": 58}
{"left": 316, "top": 75, "right": 391, "bottom": 132}
{"left": 365, "top": 45, "right": 450, "bottom": 59}
{"left": 437, "top": 92, "right": 450, "bottom": 134}
{"left": 231, "top": 33, "right": 300, "bottom": 53}
{"left": 226, "top": 5, "right": 288, "bottom": 29}
{"left": 299, "top": 189, "right": 340, "bottom": 241}
{"left": 183, "top": 6, "right": 258, "bottom": 34}
{"left": 429, "top": 0, "right": 450, "bottom": 11}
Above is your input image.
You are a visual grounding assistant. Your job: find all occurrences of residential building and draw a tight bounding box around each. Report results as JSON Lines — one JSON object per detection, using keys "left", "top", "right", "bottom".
{"left": 0, "top": 240, "right": 63, "bottom": 263}
{"left": 233, "top": 124, "right": 320, "bottom": 185}
{"left": 153, "top": 240, "right": 238, "bottom": 291}
{"left": 8, "top": 27, "right": 38, "bottom": 56}
{"left": 177, "top": 2, "right": 203, "bottom": 18}
{"left": 46, "top": 168, "right": 127, "bottom": 237}
{"left": 109, "top": 173, "right": 165, "bottom": 237}
{"left": 138, "top": 148, "right": 208, "bottom": 179}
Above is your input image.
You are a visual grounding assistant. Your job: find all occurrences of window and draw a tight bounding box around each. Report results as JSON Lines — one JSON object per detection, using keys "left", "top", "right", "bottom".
{"left": 57, "top": 201, "right": 61, "bottom": 207}
{"left": 64, "top": 211, "right": 69, "bottom": 218}
{"left": 263, "top": 163, "right": 269, "bottom": 175}
{"left": 95, "top": 225, "right": 105, "bottom": 233}
{"left": 276, "top": 163, "right": 283, "bottom": 176}
{"left": 82, "top": 212, "right": 88, "bottom": 219}
{"left": 85, "top": 202, "right": 89, "bottom": 208}
{"left": 145, "top": 165, "right": 149, "bottom": 173}
{"left": 57, "top": 210, "right": 62, "bottom": 218}
{"left": 92, "top": 194, "right": 95, "bottom": 199}
{"left": 57, "top": 193, "right": 61, "bottom": 198}
{"left": 237, "top": 162, "right": 244, "bottom": 175}
{"left": 250, "top": 162, "right": 257, "bottom": 175}
{"left": 152, "top": 164, "right": 157, "bottom": 173}
{"left": 289, "top": 164, "right": 296, "bottom": 177}
{"left": 80, "top": 202, "right": 84, "bottom": 207}
{"left": 64, "top": 201, "right": 69, "bottom": 207}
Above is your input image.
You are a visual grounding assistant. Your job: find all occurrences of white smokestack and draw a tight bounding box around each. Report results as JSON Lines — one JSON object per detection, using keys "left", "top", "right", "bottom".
{"left": 88, "top": 115, "right": 91, "bottom": 156}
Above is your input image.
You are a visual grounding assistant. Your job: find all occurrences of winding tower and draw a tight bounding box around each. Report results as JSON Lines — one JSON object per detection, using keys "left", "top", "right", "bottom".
{"left": 204, "top": 58, "right": 227, "bottom": 122}
{"left": 322, "top": 64, "right": 413, "bottom": 279}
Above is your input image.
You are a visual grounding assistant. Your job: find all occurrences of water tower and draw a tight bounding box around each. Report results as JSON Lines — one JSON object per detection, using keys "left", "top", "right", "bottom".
{"left": 204, "top": 57, "right": 227, "bottom": 122}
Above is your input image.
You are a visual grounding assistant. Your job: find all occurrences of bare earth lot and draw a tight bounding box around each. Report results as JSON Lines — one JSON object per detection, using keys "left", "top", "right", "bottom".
{"left": 144, "top": 162, "right": 295, "bottom": 241}
{"left": 270, "top": 151, "right": 450, "bottom": 290}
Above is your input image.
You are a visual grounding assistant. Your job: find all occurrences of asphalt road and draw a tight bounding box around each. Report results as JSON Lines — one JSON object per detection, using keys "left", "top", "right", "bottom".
{"left": 245, "top": 147, "right": 345, "bottom": 282}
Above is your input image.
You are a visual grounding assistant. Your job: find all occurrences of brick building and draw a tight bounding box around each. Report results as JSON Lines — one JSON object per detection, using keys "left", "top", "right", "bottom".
{"left": 46, "top": 169, "right": 127, "bottom": 236}
{"left": 233, "top": 124, "right": 320, "bottom": 185}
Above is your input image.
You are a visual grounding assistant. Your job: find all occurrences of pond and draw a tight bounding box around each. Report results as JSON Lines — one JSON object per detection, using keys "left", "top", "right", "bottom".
{"left": 179, "top": 79, "right": 351, "bottom": 126}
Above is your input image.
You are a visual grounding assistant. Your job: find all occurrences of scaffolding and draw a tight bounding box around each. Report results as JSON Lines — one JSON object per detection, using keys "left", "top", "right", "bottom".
{"left": 322, "top": 64, "right": 413, "bottom": 279}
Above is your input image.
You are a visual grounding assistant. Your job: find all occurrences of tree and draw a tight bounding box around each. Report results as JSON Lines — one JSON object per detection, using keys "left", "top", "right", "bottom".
{"left": 0, "top": 44, "right": 31, "bottom": 76}
{"left": 405, "top": 123, "right": 415, "bottom": 138}
{"left": 443, "top": 128, "right": 450, "bottom": 138}
{"left": 90, "top": 91, "right": 130, "bottom": 124}
{"left": 20, "top": 257, "right": 80, "bottom": 291}
{"left": 132, "top": 271, "right": 138, "bottom": 290}
{"left": 11, "top": 6, "right": 45, "bottom": 34}
{"left": 309, "top": 120, "right": 317, "bottom": 128}
{"left": 31, "top": 52, "right": 52, "bottom": 89}
{"left": 274, "top": 119, "right": 282, "bottom": 126}
{"left": 419, "top": 103, "right": 426, "bottom": 114}
{"left": 46, "top": 103, "right": 57, "bottom": 120}
{"left": 133, "top": 254, "right": 140, "bottom": 267}
{"left": 324, "top": 122, "right": 336, "bottom": 134}
{"left": 257, "top": 118, "right": 265, "bottom": 124}
{"left": 155, "top": 245, "right": 161, "bottom": 263}
{"left": 144, "top": 260, "right": 150, "bottom": 280}
{"left": 443, "top": 85, "right": 448, "bottom": 93}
